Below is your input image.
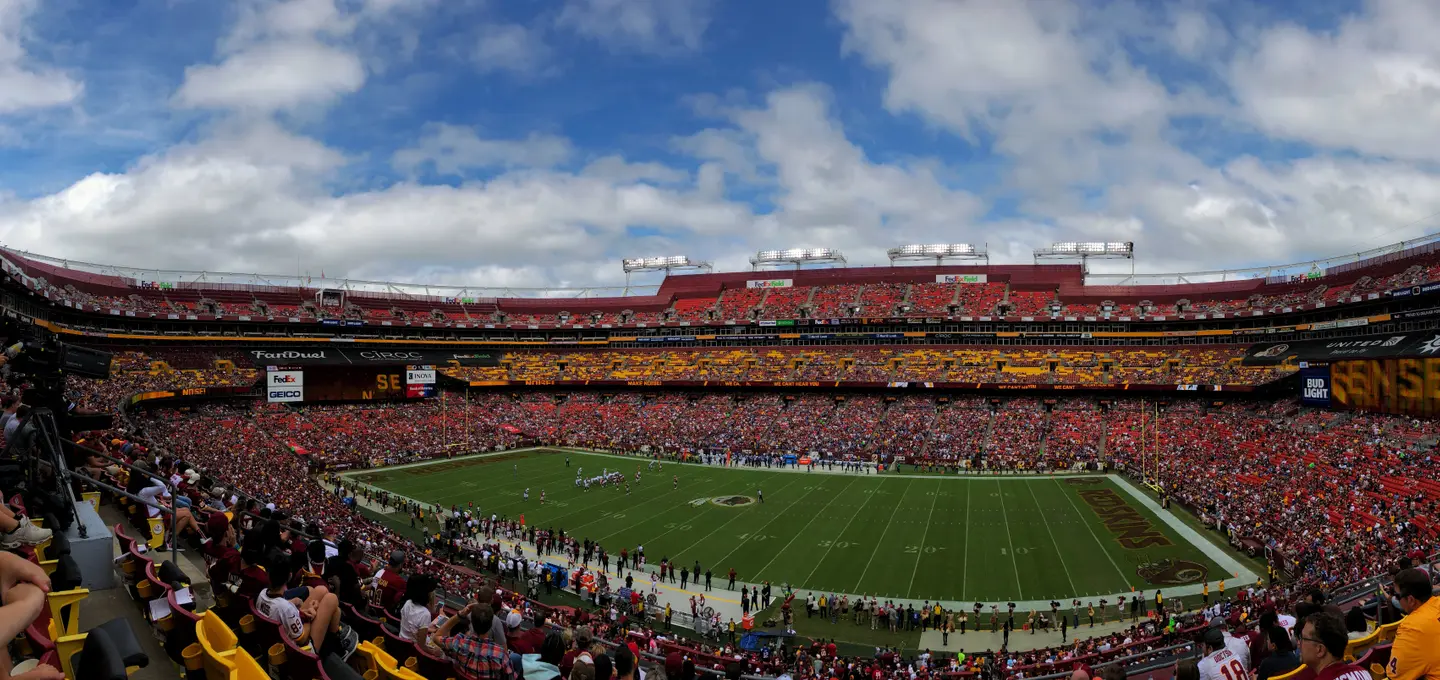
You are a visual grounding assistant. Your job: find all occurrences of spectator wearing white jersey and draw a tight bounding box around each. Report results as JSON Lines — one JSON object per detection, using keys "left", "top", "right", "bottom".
{"left": 1197, "top": 627, "right": 1247, "bottom": 680}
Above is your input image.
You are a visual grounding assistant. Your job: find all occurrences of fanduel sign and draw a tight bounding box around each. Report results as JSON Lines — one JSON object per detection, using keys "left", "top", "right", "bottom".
{"left": 252, "top": 350, "right": 328, "bottom": 361}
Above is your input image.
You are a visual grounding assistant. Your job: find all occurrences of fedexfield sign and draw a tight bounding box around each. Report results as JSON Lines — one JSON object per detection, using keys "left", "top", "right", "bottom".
{"left": 936, "top": 274, "right": 988, "bottom": 284}
{"left": 745, "top": 279, "right": 793, "bottom": 289}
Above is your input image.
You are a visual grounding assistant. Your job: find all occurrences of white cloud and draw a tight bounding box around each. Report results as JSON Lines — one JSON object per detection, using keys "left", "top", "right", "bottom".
{"left": 14, "top": 0, "right": 1440, "bottom": 290}
{"left": 472, "top": 22, "right": 554, "bottom": 78}
{"left": 173, "top": 41, "right": 365, "bottom": 112}
{"left": 1230, "top": 0, "right": 1440, "bottom": 162}
{"left": 833, "top": 0, "right": 1173, "bottom": 146}
{"left": 175, "top": 0, "right": 423, "bottom": 114}
{"left": 1168, "top": 8, "right": 1225, "bottom": 59}
{"left": 0, "top": 117, "right": 753, "bottom": 285}
{"left": 701, "top": 85, "right": 986, "bottom": 261}
{"left": 0, "top": 0, "right": 83, "bottom": 113}
{"left": 557, "top": 0, "right": 711, "bottom": 53}
{"left": 393, "top": 124, "right": 574, "bottom": 175}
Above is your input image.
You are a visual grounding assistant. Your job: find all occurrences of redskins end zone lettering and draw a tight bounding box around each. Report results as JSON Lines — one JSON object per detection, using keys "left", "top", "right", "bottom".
{"left": 1076, "top": 489, "right": 1173, "bottom": 549}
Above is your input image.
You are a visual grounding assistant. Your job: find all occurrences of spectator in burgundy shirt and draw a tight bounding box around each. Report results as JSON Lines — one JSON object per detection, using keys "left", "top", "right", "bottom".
{"left": 560, "top": 626, "right": 594, "bottom": 678}
{"left": 203, "top": 513, "right": 240, "bottom": 586}
{"left": 514, "top": 612, "right": 547, "bottom": 656}
{"left": 506, "top": 610, "right": 535, "bottom": 655}
{"left": 375, "top": 551, "right": 407, "bottom": 613}
{"left": 1298, "top": 613, "right": 1370, "bottom": 680}
{"left": 235, "top": 544, "right": 270, "bottom": 600}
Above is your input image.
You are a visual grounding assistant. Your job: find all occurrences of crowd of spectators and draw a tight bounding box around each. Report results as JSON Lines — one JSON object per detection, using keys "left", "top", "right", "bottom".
{"left": 445, "top": 347, "right": 1288, "bottom": 387}
{"left": 119, "top": 387, "right": 1439, "bottom": 603}
{"left": 32, "top": 358, "right": 1438, "bottom": 680}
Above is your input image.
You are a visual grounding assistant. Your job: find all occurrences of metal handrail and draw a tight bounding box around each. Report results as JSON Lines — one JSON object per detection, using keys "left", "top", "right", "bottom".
{"left": 1020, "top": 640, "right": 1200, "bottom": 680}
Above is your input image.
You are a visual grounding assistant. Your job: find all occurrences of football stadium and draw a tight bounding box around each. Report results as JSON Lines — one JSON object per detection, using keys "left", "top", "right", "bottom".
{"left": 4, "top": 3, "right": 1440, "bottom": 680}
{"left": 1, "top": 234, "right": 1437, "bottom": 680}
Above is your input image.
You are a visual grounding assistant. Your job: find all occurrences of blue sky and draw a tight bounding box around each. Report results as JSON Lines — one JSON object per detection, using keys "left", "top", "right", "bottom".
{"left": 2, "top": 0, "right": 1440, "bottom": 290}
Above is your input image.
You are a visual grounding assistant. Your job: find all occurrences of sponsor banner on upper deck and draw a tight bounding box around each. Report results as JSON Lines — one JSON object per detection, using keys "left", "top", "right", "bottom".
{"left": 246, "top": 348, "right": 500, "bottom": 367}
{"left": 745, "top": 278, "right": 793, "bottom": 289}
{"left": 1243, "top": 333, "right": 1428, "bottom": 365}
{"left": 935, "top": 274, "right": 988, "bottom": 284}
{"left": 1389, "top": 280, "right": 1440, "bottom": 298}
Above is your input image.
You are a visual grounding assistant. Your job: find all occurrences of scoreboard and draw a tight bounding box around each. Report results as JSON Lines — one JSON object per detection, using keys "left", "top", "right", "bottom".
{"left": 265, "top": 364, "right": 438, "bottom": 403}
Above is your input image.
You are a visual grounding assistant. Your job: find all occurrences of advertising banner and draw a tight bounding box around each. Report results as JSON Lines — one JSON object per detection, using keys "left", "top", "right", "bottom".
{"left": 936, "top": 274, "right": 988, "bottom": 284}
{"left": 266, "top": 369, "right": 305, "bottom": 403}
{"left": 1388, "top": 281, "right": 1440, "bottom": 299}
{"left": 1242, "top": 333, "right": 1418, "bottom": 365}
{"left": 745, "top": 279, "right": 793, "bottom": 289}
{"left": 267, "top": 386, "right": 305, "bottom": 403}
{"left": 247, "top": 348, "right": 500, "bottom": 367}
{"left": 406, "top": 368, "right": 436, "bottom": 384}
{"left": 1299, "top": 366, "right": 1332, "bottom": 407}
{"left": 465, "top": 378, "right": 1255, "bottom": 392}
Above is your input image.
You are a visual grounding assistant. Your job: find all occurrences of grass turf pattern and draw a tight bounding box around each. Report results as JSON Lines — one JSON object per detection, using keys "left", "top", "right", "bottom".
{"left": 353, "top": 449, "right": 1224, "bottom": 603}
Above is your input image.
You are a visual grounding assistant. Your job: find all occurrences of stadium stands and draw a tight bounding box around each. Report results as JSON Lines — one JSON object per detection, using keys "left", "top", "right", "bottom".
{"left": 16, "top": 348, "right": 1432, "bottom": 680}
{"left": 10, "top": 234, "right": 1440, "bottom": 328}
{"left": 441, "top": 346, "right": 1288, "bottom": 386}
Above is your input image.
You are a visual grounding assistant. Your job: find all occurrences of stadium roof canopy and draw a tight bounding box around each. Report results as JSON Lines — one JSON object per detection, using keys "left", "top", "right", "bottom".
{"left": 2, "top": 230, "right": 1438, "bottom": 301}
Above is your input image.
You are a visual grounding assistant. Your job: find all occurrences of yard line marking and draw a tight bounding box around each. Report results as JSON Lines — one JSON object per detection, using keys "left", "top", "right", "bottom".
{"left": 752, "top": 476, "right": 861, "bottom": 581}
{"left": 1053, "top": 478, "right": 1130, "bottom": 586}
{"left": 852, "top": 478, "right": 916, "bottom": 593}
{"left": 799, "top": 477, "right": 884, "bottom": 588}
{"left": 996, "top": 479, "right": 1024, "bottom": 599}
{"left": 669, "top": 475, "right": 810, "bottom": 559}
{"left": 1026, "top": 479, "right": 1078, "bottom": 598}
{"left": 580, "top": 475, "right": 734, "bottom": 538}
{"left": 708, "top": 479, "right": 835, "bottom": 569}
{"left": 961, "top": 480, "right": 972, "bottom": 601}
{"left": 905, "top": 479, "right": 943, "bottom": 598}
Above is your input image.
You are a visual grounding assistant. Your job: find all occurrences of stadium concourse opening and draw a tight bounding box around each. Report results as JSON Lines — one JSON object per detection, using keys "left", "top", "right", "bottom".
{"left": 342, "top": 447, "right": 1256, "bottom": 608}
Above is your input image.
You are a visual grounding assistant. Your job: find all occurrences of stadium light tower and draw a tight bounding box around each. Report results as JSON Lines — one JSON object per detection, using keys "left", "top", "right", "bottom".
{"left": 749, "top": 248, "right": 847, "bottom": 271}
{"left": 1033, "top": 241, "right": 1135, "bottom": 274}
{"left": 620, "top": 255, "right": 712, "bottom": 294}
{"left": 887, "top": 243, "right": 989, "bottom": 266}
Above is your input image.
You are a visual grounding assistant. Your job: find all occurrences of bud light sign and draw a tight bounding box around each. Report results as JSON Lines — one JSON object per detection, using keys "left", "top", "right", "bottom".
{"left": 1300, "top": 366, "right": 1331, "bottom": 407}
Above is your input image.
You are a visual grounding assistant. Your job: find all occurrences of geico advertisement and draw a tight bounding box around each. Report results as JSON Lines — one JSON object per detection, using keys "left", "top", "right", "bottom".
{"left": 406, "top": 369, "right": 436, "bottom": 384}
{"left": 267, "top": 386, "right": 305, "bottom": 403}
{"left": 1331, "top": 358, "right": 1440, "bottom": 416}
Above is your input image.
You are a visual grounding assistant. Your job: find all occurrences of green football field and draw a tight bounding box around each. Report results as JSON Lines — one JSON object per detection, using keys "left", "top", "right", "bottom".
{"left": 349, "top": 449, "right": 1228, "bottom": 604}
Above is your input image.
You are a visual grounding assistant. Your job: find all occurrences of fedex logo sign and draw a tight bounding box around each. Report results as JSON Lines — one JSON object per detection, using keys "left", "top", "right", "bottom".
{"left": 269, "top": 370, "right": 304, "bottom": 387}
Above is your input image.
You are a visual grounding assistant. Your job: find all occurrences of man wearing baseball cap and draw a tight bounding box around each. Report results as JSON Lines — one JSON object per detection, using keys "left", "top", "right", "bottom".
{"left": 1198, "top": 625, "right": 1248, "bottom": 680}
